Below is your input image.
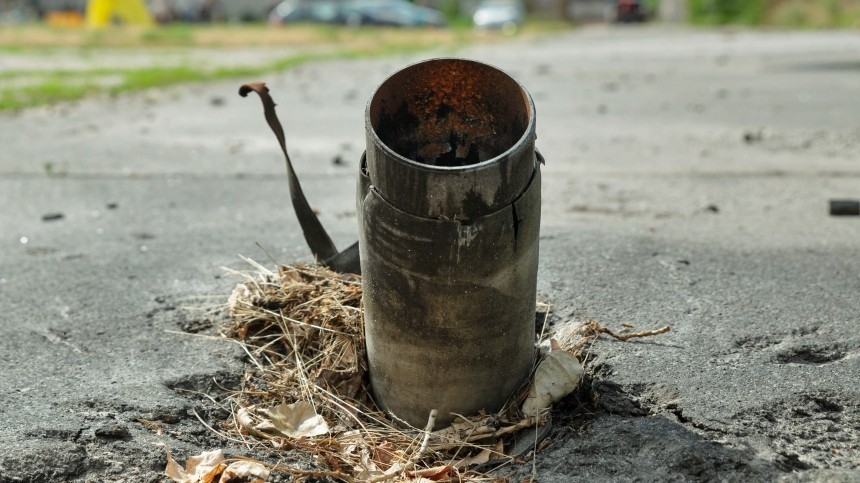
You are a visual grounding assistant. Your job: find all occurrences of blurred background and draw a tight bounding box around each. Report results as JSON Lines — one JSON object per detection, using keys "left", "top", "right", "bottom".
{"left": 3, "top": 0, "right": 860, "bottom": 28}
{"left": 1, "top": 0, "right": 859, "bottom": 111}
{"left": 1, "top": 3, "right": 859, "bottom": 479}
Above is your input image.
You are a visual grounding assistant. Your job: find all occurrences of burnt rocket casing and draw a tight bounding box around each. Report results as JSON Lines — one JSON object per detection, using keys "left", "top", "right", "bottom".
{"left": 358, "top": 58, "right": 541, "bottom": 428}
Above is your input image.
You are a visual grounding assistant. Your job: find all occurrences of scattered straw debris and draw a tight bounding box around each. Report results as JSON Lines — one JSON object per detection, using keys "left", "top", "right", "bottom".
{"left": 195, "top": 258, "right": 671, "bottom": 482}
{"left": 555, "top": 319, "right": 671, "bottom": 360}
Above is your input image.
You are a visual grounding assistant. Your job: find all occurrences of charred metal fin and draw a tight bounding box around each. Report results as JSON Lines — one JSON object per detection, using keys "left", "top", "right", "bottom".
{"left": 324, "top": 241, "right": 361, "bottom": 274}
{"left": 240, "top": 82, "right": 360, "bottom": 274}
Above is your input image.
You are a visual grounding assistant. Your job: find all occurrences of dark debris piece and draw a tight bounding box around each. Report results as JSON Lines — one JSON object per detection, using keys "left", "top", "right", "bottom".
{"left": 41, "top": 213, "right": 64, "bottom": 222}
{"left": 829, "top": 199, "right": 859, "bottom": 216}
{"left": 743, "top": 130, "right": 763, "bottom": 144}
{"left": 95, "top": 423, "right": 130, "bottom": 439}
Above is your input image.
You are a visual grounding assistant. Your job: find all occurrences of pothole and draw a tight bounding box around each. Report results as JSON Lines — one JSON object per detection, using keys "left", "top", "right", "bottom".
{"left": 774, "top": 345, "right": 846, "bottom": 365}
{"left": 733, "top": 391, "right": 860, "bottom": 470}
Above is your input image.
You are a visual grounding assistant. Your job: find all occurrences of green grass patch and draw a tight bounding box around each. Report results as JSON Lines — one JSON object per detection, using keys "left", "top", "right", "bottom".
{"left": 769, "top": 0, "right": 860, "bottom": 28}
{"left": 0, "top": 45, "right": 434, "bottom": 111}
{"left": 0, "top": 78, "right": 94, "bottom": 110}
{"left": 689, "top": 0, "right": 860, "bottom": 28}
{"left": 0, "top": 21, "right": 571, "bottom": 111}
{"left": 136, "top": 25, "right": 196, "bottom": 45}
{"left": 0, "top": 60, "right": 305, "bottom": 110}
{"left": 688, "top": 0, "right": 766, "bottom": 25}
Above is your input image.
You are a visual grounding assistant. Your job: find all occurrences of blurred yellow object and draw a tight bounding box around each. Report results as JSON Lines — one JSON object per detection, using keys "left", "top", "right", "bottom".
{"left": 46, "top": 11, "right": 85, "bottom": 26}
{"left": 86, "top": 0, "right": 154, "bottom": 27}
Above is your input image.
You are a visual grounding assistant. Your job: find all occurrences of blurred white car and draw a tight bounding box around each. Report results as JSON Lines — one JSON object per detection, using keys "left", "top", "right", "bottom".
{"left": 269, "top": 0, "right": 446, "bottom": 27}
{"left": 472, "top": 0, "right": 524, "bottom": 31}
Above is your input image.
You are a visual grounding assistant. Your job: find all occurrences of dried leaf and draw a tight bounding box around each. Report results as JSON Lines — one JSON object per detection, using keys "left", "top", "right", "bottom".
{"left": 236, "top": 407, "right": 267, "bottom": 439}
{"left": 453, "top": 448, "right": 492, "bottom": 468}
{"left": 219, "top": 460, "right": 271, "bottom": 483}
{"left": 316, "top": 367, "right": 364, "bottom": 400}
{"left": 340, "top": 339, "right": 357, "bottom": 365}
{"left": 165, "top": 451, "right": 186, "bottom": 482}
{"left": 258, "top": 401, "right": 330, "bottom": 438}
{"left": 200, "top": 464, "right": 228, "bottom": 483}
{"left": 190, "top": 451, "right": 227, "bottom": 483}
{"left": 521, "top": 350, "right": 583, "bottom": 416}
{"left": 494, "top": 439, "right": 504, "bottom": 453}
{"left": 406, "top": 465, "right": 454, "bottom": 480}
{"left": 357, "top": 449, "right": 381, "bottom": 477}
{"left": 164, "top": 448, "right": 226, "bottom": 483}
{"left": 432, "top": 415, "right": 495, "bottom": 443}
{"left": 371, "top": 440, "right": 400, "bottom": 470}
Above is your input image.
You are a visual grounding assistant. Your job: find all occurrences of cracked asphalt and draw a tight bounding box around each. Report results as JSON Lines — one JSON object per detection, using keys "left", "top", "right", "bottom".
{"left": 1, "top": 26, "right": 859, "bottom": 482}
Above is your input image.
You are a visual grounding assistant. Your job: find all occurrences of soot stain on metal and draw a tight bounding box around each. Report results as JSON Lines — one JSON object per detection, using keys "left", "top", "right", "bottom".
{"left": 461, "top": 188, "right": 493, "bottom": 221}
{"left": 512, "top": 203, "right": 520, "bottom": 251}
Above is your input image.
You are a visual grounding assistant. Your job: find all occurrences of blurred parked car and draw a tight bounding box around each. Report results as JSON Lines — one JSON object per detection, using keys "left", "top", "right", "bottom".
{"left": 615, "top": 0, "right": 646, "bottom": 23}
{"left": 343, "top": 0, "right": 445, "bottom": 27}
{"left": 472, "top": 0, "right": 524, "bottom": 31}
{"left": 268, "top": 0, "right": 344, "bottom": 24}
{"left": 269, "top": 0, "right": 445, "bottom": 27}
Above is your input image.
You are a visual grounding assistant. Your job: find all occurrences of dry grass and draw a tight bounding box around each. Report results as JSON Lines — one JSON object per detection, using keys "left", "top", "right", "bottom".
{"left": 217, "top": 258, "right": 669, "bottom": 482}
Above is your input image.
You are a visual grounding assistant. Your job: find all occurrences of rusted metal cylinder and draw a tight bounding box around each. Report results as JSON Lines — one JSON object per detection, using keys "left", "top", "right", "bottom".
{"left": 358, "top": 58, "right": 541, "bottom": 427}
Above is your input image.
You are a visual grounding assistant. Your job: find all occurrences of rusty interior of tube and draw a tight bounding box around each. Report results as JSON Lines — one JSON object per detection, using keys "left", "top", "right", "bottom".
{"left": 370, "top": 60, "right": 530, "bottom": 167}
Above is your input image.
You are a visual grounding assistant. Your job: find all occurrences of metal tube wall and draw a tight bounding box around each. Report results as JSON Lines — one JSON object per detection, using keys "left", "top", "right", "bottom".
{"left": 359, "top": 59, "right": 541, "bottom": 427}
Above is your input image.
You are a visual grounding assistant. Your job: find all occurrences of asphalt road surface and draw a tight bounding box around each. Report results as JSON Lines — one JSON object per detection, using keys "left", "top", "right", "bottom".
{"left": 1, "top": 26, "right": 859, "bottom": 482}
